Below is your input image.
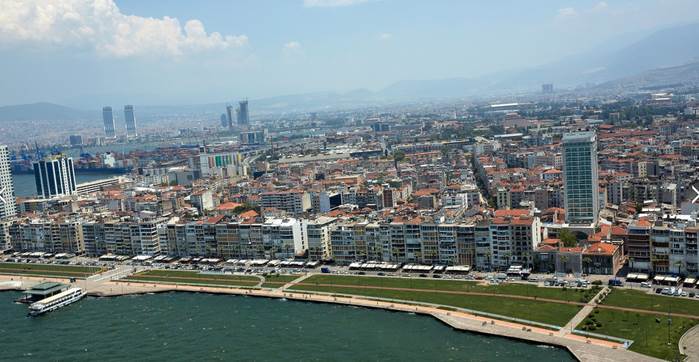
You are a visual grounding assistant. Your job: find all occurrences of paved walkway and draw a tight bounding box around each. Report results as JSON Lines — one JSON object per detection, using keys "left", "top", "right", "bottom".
{"left": 88, "top": 265, "right": 134, "bottom": 282}
{"left": 560, "top": 287, "right": 609, "bottom": 336}
{"left": 679, "top": 324, "right": 699, "bottom": 362}
{"left": 280, "top": 273, "right": 314, "bottom": 290}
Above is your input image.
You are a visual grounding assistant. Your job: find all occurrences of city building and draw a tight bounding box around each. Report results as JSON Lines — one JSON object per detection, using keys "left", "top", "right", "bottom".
{"left": 191, "top": 147, "right": 247, "bottom": 178}
{"left": 562, "top": 131, "right": 599, "bottom": 226}
{"left": 33, "top": 155, "right": 77, "bottom": 199}
{"left": 306, "top": 216, "right": 337, "bottom": 261}
{"left": 69, "top": 135, "right": 83, "bottom": 146}
{"left": 102, "top": 106, "right": 116, "bottom": 138}
{"left": 226, "top": 105, "right": 235, "bottom": 128}
{"left": 542, "top": 83, "right": 554, "bottom": 93}
{"left": 239, "top": 130, "right": 267, "bottom": 145}
{"left": 124, "top": 105, "right": 137, "bottom": 137}
{"left": 0, "top": 145, "right": 17, "bottom": 221}
{"left": 237, "top": 100, "right": 249, "bottom": 125}
{"left": 260, "top": 190, "right": 311, "bottom": 215}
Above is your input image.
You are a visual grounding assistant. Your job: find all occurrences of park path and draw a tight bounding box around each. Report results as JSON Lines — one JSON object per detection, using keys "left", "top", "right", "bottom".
{"left": 281, "top": 273, "right": 314, "bottom": 290}
{"left": 88, "top": 265, "right": 134, "bottom": 282}
{"left": 679, "top": 324, "right": 699, "bottom": 361}
{"left": 559, "top": 287, "right": 609, "bottom": 336}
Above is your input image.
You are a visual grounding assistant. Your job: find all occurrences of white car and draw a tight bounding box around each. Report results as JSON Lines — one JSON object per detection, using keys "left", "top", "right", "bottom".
{"left": 640, "top": 282, "right": 652, "bottom": 288}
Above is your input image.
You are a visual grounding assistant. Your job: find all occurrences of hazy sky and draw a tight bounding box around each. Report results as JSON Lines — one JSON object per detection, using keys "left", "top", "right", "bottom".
{"left": 1, "top": 0, "right": 699, "bottom": 108}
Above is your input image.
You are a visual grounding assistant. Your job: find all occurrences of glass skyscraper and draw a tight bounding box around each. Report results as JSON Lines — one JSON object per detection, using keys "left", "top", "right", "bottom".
{"left": 562, "top": 131, "right": 599, "bottom": 225}
{"left": 124, "top": 105, "right": 137, "bottom": 137}
{"left": 33, "top": 155, "right": 77, "bottom": 199}
{"left": 102, "top": 106, "right": 116, "bottom": 138}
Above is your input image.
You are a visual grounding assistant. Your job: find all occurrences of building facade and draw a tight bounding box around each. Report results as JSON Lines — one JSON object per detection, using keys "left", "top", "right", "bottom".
{"left": 0, "top": 145, "right": 17, "bottom": 221}
{"left": 562, "top": 131, "right": 599, "bottom": 225}
{"left": 102, "top": 106, "right": 116, "bottom": 138}
{"left": 33, "top": 155, "right": 77, "bottom": 199}
{"left": 124, "top": 105, "right": 137, "bottom": 137}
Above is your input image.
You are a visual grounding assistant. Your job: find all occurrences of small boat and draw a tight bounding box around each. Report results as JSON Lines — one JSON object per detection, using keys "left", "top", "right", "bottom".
{"left": 28, "top": 288, "right": 86, "bottom": 316}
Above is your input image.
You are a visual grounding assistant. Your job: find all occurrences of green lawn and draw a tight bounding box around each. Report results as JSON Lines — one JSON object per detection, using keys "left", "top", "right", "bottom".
{"left": 290, "top": 275, "right": 583, "bottom": 326}
{"left": 261, "top": 274, "right": 301, "bottom": 288}
{"left": 124, "top": 270, "right": 261, "bottom": 288}
{"left": 602, "top": 288, "right": 699, "bottom": 316}
{"left": 0, "top": 262, "right": 102, "bottom": 278}
{"left": 296, "top": 275, "right": 599, "bottom": 303}
{"left": 580, "top": 308, "right": 698, "bottom": 361}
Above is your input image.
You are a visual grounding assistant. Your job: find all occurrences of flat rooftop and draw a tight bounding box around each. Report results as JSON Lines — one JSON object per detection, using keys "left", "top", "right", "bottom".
{"left": 25, "top": 282, "right": 68, "bottom": 296}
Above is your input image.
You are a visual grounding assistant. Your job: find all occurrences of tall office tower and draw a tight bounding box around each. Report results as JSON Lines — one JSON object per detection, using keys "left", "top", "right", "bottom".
{"left": 124, "top": 105, "right": 137, "bottom": 137}
{"left": 237, "top": 100, "right": 249, "bottom": 125}
{"left": 69, "top": 135, "right": 83, "bottom": 146}
{"left": 102, "top": 106, "right": 116, "bottom": 138}
{"left": 0, "top": 145, "right": 17, "bottom": 220}
{"left": 33, "top": 155, "right": 77, "bottom": 199}
{"left": 225, "top": 105, "right": 235, "bottom": 128}
{"left": 220, "top": 113, "right": 228, "bottom": 128}
{"left": 542, "top": 83, "right": 554, "bottom": 94}
{"left": 562, "top": 131, "right": 599, "bottom": 226}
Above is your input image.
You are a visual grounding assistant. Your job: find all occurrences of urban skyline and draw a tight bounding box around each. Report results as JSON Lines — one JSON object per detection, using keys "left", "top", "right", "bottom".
{"left": 1, "top": 1, "right": 699, "bottom": 361}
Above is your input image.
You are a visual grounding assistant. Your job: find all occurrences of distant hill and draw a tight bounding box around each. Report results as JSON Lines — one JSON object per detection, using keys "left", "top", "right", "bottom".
{"left": 593, "top": 61, "right": 699, "bottom": 92}
{"left": 377, "top": 22, "right": 699, "bottom": 100}
{"left": 0, "top": 102, "right": 95, "bottom": 121}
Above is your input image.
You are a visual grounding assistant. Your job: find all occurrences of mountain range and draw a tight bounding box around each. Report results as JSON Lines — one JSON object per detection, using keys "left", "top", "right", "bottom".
{"left": 3, "top": 22, "right": 699, "bottom": 121}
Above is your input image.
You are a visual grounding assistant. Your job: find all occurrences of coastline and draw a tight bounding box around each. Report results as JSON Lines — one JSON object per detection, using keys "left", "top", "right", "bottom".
{"left": 0, "top": 275, "right": 662, "bottom": 362}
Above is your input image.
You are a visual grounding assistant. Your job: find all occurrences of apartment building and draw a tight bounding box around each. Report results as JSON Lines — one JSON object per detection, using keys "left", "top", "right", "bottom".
{"left": 9, "top": 219, "right": 83, "bottom": 254}
{"left": 305, "top": 216, "right": 337, "bottom": 261}
{"left": 260, "top": 191, "right": 311, "bottom": 215}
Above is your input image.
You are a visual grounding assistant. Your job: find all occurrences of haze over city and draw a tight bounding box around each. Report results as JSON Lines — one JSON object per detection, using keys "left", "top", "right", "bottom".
{"left": 2, "top": 1, "right": 699, "bottom": 362}
{"left": 2, "top": 0, "right": 699, "bottom": 107}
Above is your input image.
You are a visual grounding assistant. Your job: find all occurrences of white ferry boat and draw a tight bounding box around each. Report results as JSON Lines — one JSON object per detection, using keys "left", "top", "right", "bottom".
{"left": 28, "top": 287, "right": 86, "bottom": 316}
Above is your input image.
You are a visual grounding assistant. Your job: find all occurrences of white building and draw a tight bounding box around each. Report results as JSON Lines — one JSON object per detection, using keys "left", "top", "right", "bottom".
{"left": 0, "top": 145, "right": 17, "bottom": 221}
{"left": 306, "top": 216, "right": 337, "bottom": 261}
{"left": 262, "top": 218, "right": 305, "bottom": 259}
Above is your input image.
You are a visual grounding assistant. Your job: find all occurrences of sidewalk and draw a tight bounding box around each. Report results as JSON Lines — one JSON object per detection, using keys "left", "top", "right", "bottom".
{"left": 559, "top": 286, "right": 608, "bottom": 336}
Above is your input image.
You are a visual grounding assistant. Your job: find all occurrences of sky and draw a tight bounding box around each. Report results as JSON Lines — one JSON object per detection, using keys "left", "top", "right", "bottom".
{"left": 1, "top": 0, "right": 699, "bottom": 108}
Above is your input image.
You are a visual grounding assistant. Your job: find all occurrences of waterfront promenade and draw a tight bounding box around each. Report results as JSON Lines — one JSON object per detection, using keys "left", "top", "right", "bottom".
{"left": 0, "top": 274, "right": 664, "bottom": 362}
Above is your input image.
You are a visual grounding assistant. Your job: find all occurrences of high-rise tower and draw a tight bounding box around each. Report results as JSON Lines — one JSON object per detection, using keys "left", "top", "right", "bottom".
{"left": 102, "top": 106, "right": 116, "bottom": 138}
{"left": 562, "top": 131, "right": 599, "bottom": 226}
{"left": 237, "top": 100, "right": 249, "bottom": 126}
{"left": 0, "top": 145, "right": 16, "bottom": 220}
{"left": 33, "top": 155, "right": 77, "bottom": 199}
{"left": 124, "top": 105, "right": 137, "bottom": 137}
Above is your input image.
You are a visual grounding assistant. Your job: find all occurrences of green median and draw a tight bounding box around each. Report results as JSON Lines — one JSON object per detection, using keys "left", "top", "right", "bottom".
{"left": 123, "top": 269, "right": 261, "bottom": 288}
{"left": 0, "top": 262, "right": 102, "bottom": 278}
{"left": 261, "top": 274, "right": 301, "bottom": 288}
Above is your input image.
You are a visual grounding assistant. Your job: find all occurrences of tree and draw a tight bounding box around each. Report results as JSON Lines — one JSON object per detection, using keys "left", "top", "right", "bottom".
{"left": 559, "top": 228, "right": 578, "bottom": 247}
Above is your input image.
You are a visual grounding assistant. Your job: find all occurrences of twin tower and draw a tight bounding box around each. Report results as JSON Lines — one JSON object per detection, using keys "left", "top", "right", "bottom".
{"left": 102, "top": 105, "right": 137, "bottom": 138}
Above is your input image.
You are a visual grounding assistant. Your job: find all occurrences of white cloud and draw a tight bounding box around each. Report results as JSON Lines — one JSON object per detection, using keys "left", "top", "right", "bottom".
{"left": 284, "top": 41, "right": 302, "bottom": 50}
{"left": 0, "top": 0, "right": 248, "bottom": 58}
{"left": 303, "top": 0, "right": 369, "bottom": 8}
{"left": 592, "top": 1, "right": 609, "bottom": 12}
{"left": 556, "top": 7, "right": 577, "bottom": 18}
{"left": 378, "top": 33, "right": 392, "bottom": 40}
